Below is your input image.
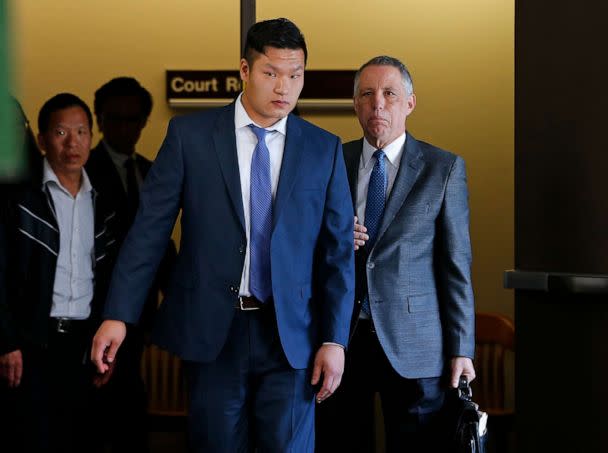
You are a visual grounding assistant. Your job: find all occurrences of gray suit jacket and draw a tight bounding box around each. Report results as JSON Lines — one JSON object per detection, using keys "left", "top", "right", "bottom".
{"left": 344, "top": 135, "right": 475, "bottom": 379}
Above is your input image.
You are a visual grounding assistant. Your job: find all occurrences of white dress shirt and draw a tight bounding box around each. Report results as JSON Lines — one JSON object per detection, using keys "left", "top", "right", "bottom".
{"left": 234, "top": 93, "right": 287, "bottom": 297}
{"left": 43, "top": 159, "right": 95, "bottom": 319}
{"left": 355, "top": 133, "right": 407, "bottom": 225}
{"left": 103, "top": 140, "right": 143, "bottom": 191}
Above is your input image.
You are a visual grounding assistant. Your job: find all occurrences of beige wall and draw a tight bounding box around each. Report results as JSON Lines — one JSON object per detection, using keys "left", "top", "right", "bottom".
{"left": 11, "top": 0, "right": 240, "bottom": 156}
{"left": 11, "top": 0, "right": 514, "bottom": 316}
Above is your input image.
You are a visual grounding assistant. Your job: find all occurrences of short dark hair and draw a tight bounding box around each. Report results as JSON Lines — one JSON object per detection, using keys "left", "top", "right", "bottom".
{"left": 242, "top": 18, "right": 307, "bottom": 65}
{"left": 94, "top": 77, "right": 153, "bottom": 120}
{"left": 37, "top": 93, "right": 93, "bottom": 134}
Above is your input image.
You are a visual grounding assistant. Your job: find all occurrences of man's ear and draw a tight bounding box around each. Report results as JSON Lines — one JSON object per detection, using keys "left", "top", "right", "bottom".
{"left": 406, "top": 94, "right": 417, "bottom": 116}
{"left": 240, "top": 58, "right": 250, "bottom": 84}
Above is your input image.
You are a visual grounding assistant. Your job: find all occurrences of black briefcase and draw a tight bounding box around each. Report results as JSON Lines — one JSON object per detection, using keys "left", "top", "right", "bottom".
{"left": 448, "top": 376, "right": 488, "bottom": 453}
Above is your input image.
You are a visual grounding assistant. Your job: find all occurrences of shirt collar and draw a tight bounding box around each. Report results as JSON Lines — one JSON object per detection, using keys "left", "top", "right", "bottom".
{"left": 42, "top": 157, "right": 93, "bottom": 196}
{"left": 361, "top": 132, "right": 407, "bottom": 170}
{"left": 234, "top": 93, "right": 288, "bottom": 136}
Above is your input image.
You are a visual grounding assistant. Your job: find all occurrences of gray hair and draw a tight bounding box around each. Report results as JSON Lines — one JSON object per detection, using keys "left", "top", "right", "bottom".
{"left": 353, "top": 55, "right": 414, "bottom": 97}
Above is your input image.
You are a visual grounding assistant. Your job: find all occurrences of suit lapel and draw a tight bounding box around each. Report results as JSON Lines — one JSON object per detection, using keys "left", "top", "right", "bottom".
{"left": 272, "top": 114, "right": 303, "bottom": 231}
{"left": 343, "top": 139, "right": 363, "bottom": 210}
{"left": 375, "top": 134, "right": 425, "bottom": 245}
{"left": 212, "top": 103, "right": 246, "bottom": 232}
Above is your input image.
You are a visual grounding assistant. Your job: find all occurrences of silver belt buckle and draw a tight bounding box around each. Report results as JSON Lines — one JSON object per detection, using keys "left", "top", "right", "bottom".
{"left": 239, "top": 296, "right": 260, "bottom": 311}
{"left": 56, "top": 318, "right": 69, "bottom": 333}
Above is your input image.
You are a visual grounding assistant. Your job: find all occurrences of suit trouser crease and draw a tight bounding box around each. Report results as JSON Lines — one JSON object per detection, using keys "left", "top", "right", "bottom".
{"left": 186, "top": 306, "right": 315, "bottom": 453}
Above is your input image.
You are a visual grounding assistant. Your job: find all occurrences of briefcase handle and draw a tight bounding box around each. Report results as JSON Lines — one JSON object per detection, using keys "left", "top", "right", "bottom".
{"left": 457, "top": 376, "right": 473, "bottom": 402}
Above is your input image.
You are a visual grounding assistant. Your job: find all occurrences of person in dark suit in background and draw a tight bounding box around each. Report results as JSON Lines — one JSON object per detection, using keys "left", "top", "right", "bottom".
{"left": 316, "top": 56, "right": 476, "bottom": 453}
{"left": 85, "top": 77, "right": 176, "bottom": 453}
{"left": 0, "top": 93, "right": 117, "bottom": 453}
{"left": 91, "top": 18, "right": 354, "bottom": 453}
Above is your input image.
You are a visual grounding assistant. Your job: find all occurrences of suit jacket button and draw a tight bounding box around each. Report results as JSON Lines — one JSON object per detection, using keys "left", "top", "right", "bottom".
{"left": 367, "top": 262, "right": 375, "bottom": 269}
{"left": 239, "top": 245, "right": 245, "bottom": 254}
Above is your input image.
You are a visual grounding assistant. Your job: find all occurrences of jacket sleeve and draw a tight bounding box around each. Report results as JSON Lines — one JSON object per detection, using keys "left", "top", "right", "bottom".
{"left": 438, "top": 156, "right": 476, "bottom": 359}
{"left": 103, "top": 119, "right": 184, "bottom": 324}
{"left": 315, "top": 137, "right": 356, "bottom": 347}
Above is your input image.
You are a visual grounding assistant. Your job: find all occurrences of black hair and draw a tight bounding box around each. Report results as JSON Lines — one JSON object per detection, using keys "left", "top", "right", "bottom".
{"left": 94, "top": 77, "right": 153, "bottom": 120}
{"left": 242, "top": 18, "right": 307, "bottom": 65}
{"left": 37, "top": 93, "right": 93, "bottom": 134}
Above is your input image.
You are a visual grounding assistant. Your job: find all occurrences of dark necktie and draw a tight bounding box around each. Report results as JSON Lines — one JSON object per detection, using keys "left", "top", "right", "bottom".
{"left": 248, "top": 124, "right": 273, "bottom": 302}
{"left": 362, "top": 149, "right": 387, "bottom": 316}
{"left": 124, "top": 157, "right": 139, "bottom": 223}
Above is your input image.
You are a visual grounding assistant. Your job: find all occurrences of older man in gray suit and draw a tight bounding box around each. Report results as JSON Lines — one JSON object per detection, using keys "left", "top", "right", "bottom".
{"left": 316, "top": 56, "right": 476, "bottom": 452}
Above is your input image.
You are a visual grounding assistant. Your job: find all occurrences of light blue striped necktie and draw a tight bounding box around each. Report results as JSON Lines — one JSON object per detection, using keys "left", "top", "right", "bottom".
{"left": 248, "top": 124, "right": 273, "bottom": 302}
{"left": 361, "top": 149, "right": 387, "bottom": 316}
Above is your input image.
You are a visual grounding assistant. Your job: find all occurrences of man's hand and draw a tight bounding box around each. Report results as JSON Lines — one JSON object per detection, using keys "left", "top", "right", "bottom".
{"left": 91, "top": 320, "right": 126, "bottom": 374}
{"left": 92, "top": 357, "right": 116, "bottom": 388}
{"left": 450, "top": 357, "right": 476, "bottom": 388}
{"left": 0, "top": 350, "right": 23, "bottom": 388}
{"left": 311, "top": 344, "right": 345, "bottom": 403}
{"left": 354, "top": 216, "right": 368, "bottom": 251}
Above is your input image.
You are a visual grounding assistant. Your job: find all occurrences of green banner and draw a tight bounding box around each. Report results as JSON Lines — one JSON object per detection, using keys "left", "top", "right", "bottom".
{"left": 0, "top": 0, "right": 20, "bottom": 181}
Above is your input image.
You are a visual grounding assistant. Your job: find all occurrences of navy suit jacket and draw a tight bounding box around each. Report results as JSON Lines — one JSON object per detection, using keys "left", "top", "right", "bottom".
{"left": 103, "top": 102, "right": 355, "bottom": 369}
{"left": 344, "top": 135, "right": 475, "bottom": 378}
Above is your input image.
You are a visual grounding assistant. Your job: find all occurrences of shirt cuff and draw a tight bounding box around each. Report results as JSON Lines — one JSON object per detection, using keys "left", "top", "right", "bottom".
{"left": 322, "top": 342, "right": 345, "bottom": 349}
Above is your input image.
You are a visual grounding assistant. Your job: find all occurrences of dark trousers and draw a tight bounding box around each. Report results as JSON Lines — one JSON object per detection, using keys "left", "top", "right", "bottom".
{"left": 185, "top": 305, "right": 315, "bottom": 453}
{"left": 0, "top": 326, "right": 100, "bottom": 453}
{"left": 96, "top": 325, "right": 149, "bottom": 453}
{"left": 316, "top": 319, "right": 446, "bottom": 453}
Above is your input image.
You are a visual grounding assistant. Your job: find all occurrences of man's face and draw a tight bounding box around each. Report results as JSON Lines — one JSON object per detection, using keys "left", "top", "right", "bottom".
{"left": 240, "top": 46, "right": 305, "bottom": 128}
{"left": 354, "top": 65, "right": 416, "bottom": 149}
{"left": 38, "top": 106, "right": 92, "bottom": 178}
{"left": 98, "top": 95, "right": 146, "bottom": 155}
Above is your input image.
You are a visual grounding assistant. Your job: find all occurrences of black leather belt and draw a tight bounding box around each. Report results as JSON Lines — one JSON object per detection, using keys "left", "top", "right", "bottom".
{"left": 49, "top": 317, "right": 88, "bottom": 334}
{"left": 236, "top": 296, "right": 264, "bottom": 311}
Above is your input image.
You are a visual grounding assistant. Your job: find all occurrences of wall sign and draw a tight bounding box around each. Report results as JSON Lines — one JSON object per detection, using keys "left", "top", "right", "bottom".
{"left": 166, "top": 70, "right": 356, "bottom": 109}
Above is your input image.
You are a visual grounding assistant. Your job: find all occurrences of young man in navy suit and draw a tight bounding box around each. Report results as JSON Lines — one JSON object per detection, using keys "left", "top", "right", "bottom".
{"left": 91, "top": 18, "right": 354, "bottom": 452}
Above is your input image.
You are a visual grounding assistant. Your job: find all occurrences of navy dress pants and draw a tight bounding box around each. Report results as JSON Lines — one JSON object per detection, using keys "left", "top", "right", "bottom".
{"left": 185, "top": 304, "right": 315, "bottom": 453}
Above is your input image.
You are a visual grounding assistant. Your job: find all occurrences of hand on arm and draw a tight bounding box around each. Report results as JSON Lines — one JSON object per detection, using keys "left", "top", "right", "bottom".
{"left": 91, "top": 320, "right": 126, "bottom": 374}
{"left": 450, "top": 356, "right": 476, "bottom": 388}
{"left": 0, "top": 349, "right": 23, "bottom": 388}
{"left": 354, "top": 216, "right": 368, "bottom": 251}
{"left": 311, "top": 344, "right": 345, "bottom": 403}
